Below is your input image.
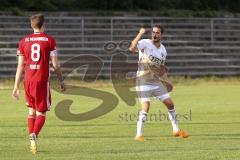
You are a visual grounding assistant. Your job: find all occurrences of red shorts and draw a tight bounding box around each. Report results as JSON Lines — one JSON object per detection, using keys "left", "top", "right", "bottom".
{"left": 24, "top": 81, "right": 51, "bottom": 112}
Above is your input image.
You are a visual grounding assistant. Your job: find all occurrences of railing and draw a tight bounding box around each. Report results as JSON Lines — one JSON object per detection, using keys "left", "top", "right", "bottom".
{"left": 73, "top": 17, "right": 240, "bottom": 47}
{"left": 0, "top": 16, "right": 240, "bottom": 77}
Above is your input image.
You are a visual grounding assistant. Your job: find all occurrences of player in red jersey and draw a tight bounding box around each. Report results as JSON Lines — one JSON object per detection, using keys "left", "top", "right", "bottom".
{"left": 12, "top": 14, "right": 65, "bottom": 154}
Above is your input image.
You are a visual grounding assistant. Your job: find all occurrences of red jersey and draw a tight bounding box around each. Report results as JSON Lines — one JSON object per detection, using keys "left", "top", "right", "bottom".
{"left": 17, "top": 32, "right": 57, "bottom": 82}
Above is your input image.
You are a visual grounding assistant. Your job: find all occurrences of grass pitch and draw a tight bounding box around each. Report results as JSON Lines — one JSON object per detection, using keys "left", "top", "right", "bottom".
{"left": 0, "top": 80, "right": 240, "bottom": 160}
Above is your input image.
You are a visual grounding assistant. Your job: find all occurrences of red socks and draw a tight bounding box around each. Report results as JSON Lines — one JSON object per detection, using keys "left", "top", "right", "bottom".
{"left": 28, "top": 115, "right": 36, "bottom": 134}
{"left": 28, "top": 114, "right": 46, "bottom": 137}
{"left": 33, "top": 115, "right": 46, "bottom": 137}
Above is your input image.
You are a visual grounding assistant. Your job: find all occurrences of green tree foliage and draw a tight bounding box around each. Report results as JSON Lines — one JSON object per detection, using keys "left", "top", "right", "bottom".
{"left": 0, "top": 0, "right": 239, "bottom": 13}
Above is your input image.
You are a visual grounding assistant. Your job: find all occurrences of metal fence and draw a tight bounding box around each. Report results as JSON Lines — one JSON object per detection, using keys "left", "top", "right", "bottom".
{"left": 0, "top": 16, "right": 240, "bottom": 78}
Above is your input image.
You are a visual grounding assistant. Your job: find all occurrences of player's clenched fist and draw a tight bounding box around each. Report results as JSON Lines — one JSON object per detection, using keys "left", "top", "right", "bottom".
{"left": 139, "top": 27, "right": 146, "bottom": 35}
{"left": 129, "top": 27, "right": 146, "bottom": 53}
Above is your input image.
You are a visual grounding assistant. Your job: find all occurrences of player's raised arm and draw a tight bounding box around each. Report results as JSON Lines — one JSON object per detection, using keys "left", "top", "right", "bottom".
{"left": 129, "top": 27, "right": 146, "bottom": 53}
{"left": 51, "top": 55, "right": 65, "bottom": 92}
{"left": 12, "top": 55, "right": 25, "bottom": 100}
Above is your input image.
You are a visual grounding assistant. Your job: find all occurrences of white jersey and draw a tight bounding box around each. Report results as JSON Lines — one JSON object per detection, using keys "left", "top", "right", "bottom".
{"left": 136, "top": 39, "right": 167, "bottom": 84}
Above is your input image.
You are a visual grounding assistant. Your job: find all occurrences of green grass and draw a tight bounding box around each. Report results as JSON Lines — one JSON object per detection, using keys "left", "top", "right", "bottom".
{"left": 0, "top": 81, "right": 240, "bottom": 160}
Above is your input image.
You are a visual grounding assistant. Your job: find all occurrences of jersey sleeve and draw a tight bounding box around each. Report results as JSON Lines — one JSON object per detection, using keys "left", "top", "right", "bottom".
{"left": 137, "top": 39, "right": 147, "bottom": 51}
{"left": 50, "top": 37, "right": 57, "bottom": 57}
{"left": 17, "top": 39, "right": 24, "bottom": 56}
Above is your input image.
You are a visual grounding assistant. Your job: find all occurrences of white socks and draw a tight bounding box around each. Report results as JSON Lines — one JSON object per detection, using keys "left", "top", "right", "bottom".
{"left": 136, "top": 109, "right": 179, "bottom": 136}
{"left": 168, "top": 109, "right": 179, "bottom": 133}
{"left": 136, "top": 111, "right": 147, "bottom": 137}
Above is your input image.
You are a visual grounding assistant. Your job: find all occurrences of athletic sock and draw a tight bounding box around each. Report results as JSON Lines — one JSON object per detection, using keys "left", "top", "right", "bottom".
{"left": 168, "top": 109, "right": 179, "bottom": 133}
{"left": 33, "top": 115, "right": 46, "bottom": 137}
{"left": 136, "top": 111, "right": 148, "bottom": 137}
{"left": 28, "top": 115, "right": 36, "bottom": 134}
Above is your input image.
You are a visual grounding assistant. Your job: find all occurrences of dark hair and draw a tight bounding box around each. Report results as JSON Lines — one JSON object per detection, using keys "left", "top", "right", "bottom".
{"left": 30, "top": 14, "right": 44, "bottom": 29}
{"left": 152, "top": 24, "right": 164, "bottom": 33}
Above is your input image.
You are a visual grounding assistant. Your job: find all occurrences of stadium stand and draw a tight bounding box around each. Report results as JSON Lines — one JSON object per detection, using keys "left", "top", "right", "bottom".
{"left": 0, "top": 14, "right": 240, "bottom": 79}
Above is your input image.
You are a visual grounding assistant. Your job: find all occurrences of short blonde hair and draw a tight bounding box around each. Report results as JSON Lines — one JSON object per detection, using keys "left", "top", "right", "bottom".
{"left": 30, "top": 14, "right": 44, "bottom": 29}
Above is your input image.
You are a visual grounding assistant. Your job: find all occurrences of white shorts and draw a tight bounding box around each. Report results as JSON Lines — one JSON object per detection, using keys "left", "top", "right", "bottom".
{"left": 136, "top": 81, "right": 170, "bottom": 103}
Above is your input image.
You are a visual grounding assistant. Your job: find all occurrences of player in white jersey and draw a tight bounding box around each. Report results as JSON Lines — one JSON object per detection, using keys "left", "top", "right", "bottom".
{"left": 129, "top": 24, "right": 189, "bottom": 141}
